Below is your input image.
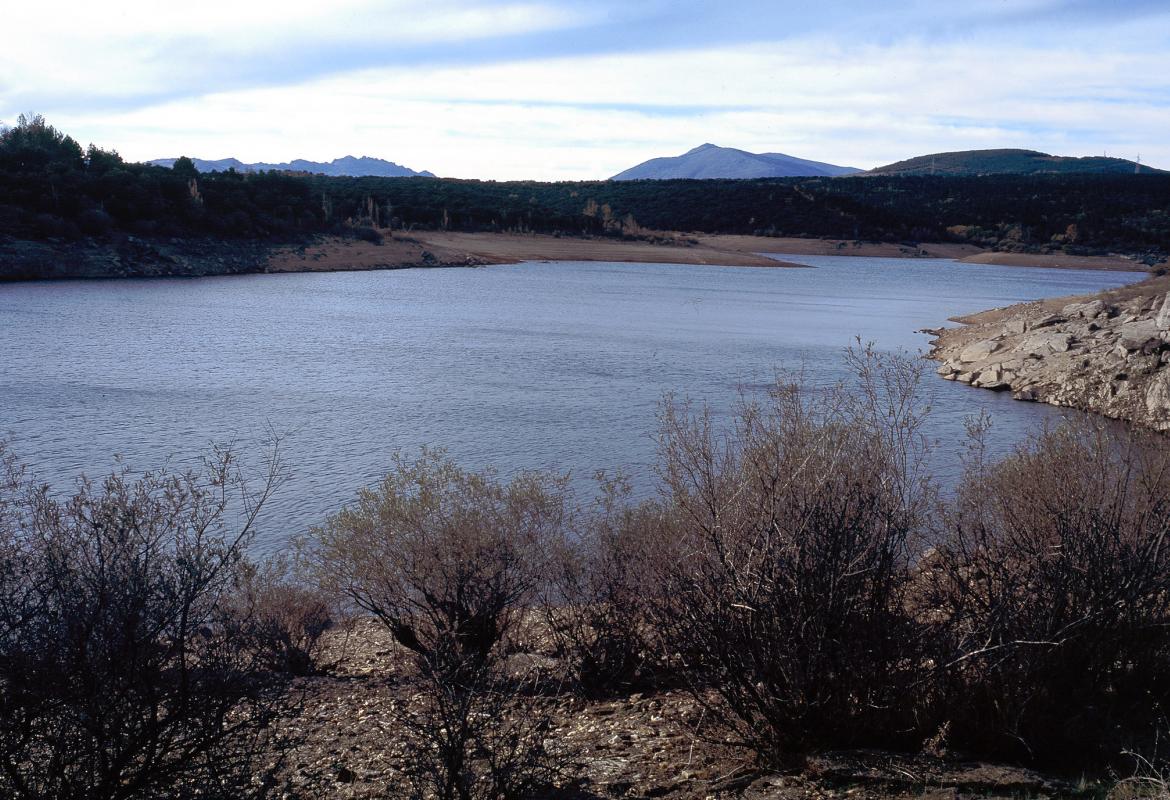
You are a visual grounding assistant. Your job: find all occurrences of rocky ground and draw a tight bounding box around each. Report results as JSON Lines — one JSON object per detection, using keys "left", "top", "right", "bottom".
{"left": 0, "top": 235, "right": 284, "bottom": 279}
{"left": 270, "top": 621, "right": 1111, "bottom": 800}
{"left": 928, "top": 274, "right": 1170, "bottom": 431}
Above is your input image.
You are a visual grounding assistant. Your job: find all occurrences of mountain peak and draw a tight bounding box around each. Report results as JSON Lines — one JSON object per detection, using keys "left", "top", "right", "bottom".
{"left": 612, "top": 144, "right": 860, "bottom": 180}
{"left": 867, "top": 148, "right": 1162, "bottom": 176}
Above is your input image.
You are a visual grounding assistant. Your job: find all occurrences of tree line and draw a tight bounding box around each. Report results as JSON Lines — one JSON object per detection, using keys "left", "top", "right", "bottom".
{"left": 3, "top": 115, "right": 1169, "bottom": 262}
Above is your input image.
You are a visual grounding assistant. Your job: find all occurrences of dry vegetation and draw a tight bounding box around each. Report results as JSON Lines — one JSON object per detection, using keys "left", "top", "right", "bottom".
{"left": 3, "top": 351, "right": 1170, "bottom": 798}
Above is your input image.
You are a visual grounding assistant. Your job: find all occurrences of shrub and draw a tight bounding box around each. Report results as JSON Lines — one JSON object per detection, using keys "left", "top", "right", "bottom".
{"left": 0, "top": 442, "right": 292, "bottom": 800}
{"left": 543, "top": 475, "right": 668, "bottom": 696}
{"left": 305, "top": 449, "right": 569, "bottom": 799}
{"left": 649, "top": 347, "right": 935, "bottom": 766}
{"left": 927, "top": 421, "right": 1170, "bottom": 766}
{"left": 238, "top": 554, "right": 340, "bottom": 677}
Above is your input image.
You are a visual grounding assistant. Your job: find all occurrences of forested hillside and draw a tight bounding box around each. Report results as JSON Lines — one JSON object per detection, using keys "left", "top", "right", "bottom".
{"left": 3, "top": 117, "right": 1169, "bottom": 264}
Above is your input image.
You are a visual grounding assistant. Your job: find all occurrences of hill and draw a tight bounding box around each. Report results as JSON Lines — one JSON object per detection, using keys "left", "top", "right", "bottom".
{"left": 610, "top": 143, "right": 861, "bottom": 180}
{"left": 868, "top": 148, "right": 1159, "bottom": 177}
{"left": 148, "top": 155, "right": 435, "bottom": 178}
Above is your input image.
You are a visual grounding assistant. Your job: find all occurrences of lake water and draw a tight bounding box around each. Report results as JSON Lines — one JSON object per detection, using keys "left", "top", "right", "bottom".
{"left": 0, "top": 255, "right": 1145, "bottom": 553}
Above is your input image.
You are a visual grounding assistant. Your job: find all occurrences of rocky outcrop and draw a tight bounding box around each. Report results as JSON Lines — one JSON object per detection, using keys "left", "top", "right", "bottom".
{"left": 929, "top": 277, "right": 1170, "bottom": 431}
{"left": 0, "top": 236, "right": 276, "bottom": 280}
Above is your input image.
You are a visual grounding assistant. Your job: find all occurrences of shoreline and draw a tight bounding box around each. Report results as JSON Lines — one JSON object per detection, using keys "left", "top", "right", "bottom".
{"left": 266, "top": 231, "right": 1152, "bottom": 274}
{"left": 927, "top": 274, "right": 1170, "bottom": 431}
{"left": 0, "top": 231, "right": 1155, "bottom": 282}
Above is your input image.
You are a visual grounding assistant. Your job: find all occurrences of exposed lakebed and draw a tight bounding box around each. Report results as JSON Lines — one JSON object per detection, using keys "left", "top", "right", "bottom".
{"left": 0, "top": 255, "right": 1145, "bottom": 552}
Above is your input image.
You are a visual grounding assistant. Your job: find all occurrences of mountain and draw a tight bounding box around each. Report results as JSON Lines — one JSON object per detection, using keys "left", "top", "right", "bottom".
{"left": 149, "top": 155, "right": 435, "bottom": 178}
{"left": 610, "top": 144, "right": 862, "bottom": 180}
{"left": 867, "top": 149, "right": 1160, "bottom": 177}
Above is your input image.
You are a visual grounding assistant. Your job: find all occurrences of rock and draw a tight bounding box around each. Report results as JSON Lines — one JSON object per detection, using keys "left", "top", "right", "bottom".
{"left": 1118, "top": 320, "right": 1163, "bottom": 352}
{"left": 1016, "top": 332, "right": 1072, "bottom": 357}
{"left": 1031, "top": 313, "right": 1066, "bottom": 329}
{"left": 959, "top": 339, "right": 1000, "bottom": 363}
{"left": 973, "top": 369, "right": 1010, "bottom": 390}
{"left": 1062, "top": 299, "right": 1105, "bottom": 319}
{"left": 1157, "top": 295, "right": 1170, "bottom": 331}
{"left": 1146, "top": 371, "right": 1170, "bottom": 431}
{"left": 1002, "top": 318, "right": 1027, "bottom": 335}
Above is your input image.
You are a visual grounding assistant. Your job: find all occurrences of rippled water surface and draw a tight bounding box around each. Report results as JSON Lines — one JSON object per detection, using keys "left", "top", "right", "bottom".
{"left": 0, "top": 255, "right": 1144, "bottom": 552}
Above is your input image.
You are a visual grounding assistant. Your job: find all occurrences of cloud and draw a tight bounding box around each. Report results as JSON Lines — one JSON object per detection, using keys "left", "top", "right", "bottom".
{"left": 5, "top": 1, "right": 1169, "bottom": 179}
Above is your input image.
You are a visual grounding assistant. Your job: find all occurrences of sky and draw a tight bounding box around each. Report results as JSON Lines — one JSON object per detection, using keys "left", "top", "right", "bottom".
{"left": 2, "top": 0, "right": 1169, "bottom": 181}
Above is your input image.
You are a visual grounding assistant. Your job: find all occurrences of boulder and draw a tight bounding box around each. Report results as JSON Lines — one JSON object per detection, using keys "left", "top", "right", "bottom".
{"left": 959, "top": 339, "right": 1000, "bottom": 363}
{"left": 1118, "top": 320, "right": 1163, "bottom": 352}
{"left": 1015, "top": 332, "right": 1072, "bottom": 357}
{"left": 1002, "top": 318, "right": 1027, "bottom": 336}
{"left": 973, "top": 368, "right": 1010, "bottom": 390}
{"left": 1156, "top": 295, "right": 1170, "bottom": 331}
{"left": 1031, "top": 313, "right": 1066, "bottom": 329}
{"left": 1062, "top": 299, "right": 1105, "bottom": 319}
{"left": 1145, "top": 371, "right": 1170, "bottom": 431}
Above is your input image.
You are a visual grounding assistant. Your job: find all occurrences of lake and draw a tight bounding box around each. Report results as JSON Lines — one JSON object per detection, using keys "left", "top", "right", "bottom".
{"left": 0, "top": 255, "right": 1145, "bottom": 553}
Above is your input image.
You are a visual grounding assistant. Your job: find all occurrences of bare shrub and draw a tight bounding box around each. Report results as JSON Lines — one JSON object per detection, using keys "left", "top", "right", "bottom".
{"left": 0, "top": 442, "right": 292, "bottom": 800}
{"left": 305, "top": 449, "right": 569, "bottom": 799}
{"left": 237, "top": 554, "right": 341, "bottom": 677}
{"left": 650, "top": 346, "right": 935, "bottom": 766}
{"left": 927, "top": 420, "right": 1170, "bottom": 766}
{"left": 542, "top": 475, "right": 670, "bottom": 696}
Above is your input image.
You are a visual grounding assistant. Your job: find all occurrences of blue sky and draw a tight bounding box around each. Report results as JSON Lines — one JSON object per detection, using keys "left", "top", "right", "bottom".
{"left": 3, "top": 0, "right": 1168, "bottom": 179}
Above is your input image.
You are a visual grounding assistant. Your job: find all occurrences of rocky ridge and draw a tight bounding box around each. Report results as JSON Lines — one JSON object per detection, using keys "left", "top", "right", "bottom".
{"left": 927, "top": 276, "right": 1170, "bottom": 431}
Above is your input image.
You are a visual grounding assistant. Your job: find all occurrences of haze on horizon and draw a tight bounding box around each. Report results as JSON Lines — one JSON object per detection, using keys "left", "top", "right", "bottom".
{"left": 3, "top": 0, "right": 1169, "bottom": 181}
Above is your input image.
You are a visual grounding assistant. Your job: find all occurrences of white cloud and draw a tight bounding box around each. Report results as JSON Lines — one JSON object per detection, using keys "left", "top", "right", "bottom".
{"left": 14, "top": 10, "right": 1170, "bottom": 179}
{"left": 0, "top": 0, "right": 596, "bottom": 104}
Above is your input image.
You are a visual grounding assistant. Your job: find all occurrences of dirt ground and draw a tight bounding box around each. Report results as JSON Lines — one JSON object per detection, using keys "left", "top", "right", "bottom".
{"left": 262, "top": 231, "right": 1151, "bottom": 275}
{"left": 273, "top": 620, "right": 1107, "bottom": 800}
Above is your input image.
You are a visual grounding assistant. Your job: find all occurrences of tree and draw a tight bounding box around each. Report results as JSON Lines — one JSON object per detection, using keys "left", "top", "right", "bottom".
{"left": 172, "top": 156, "right": 199, "bottom": 179}
{"left": 0, "top": 113, "right": 84, "bottom": 172}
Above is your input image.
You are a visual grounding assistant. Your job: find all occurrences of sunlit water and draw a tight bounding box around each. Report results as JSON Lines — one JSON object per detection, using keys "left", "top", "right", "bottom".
{"left": 0, "top": 255, "right": 1144, "bottom": 553}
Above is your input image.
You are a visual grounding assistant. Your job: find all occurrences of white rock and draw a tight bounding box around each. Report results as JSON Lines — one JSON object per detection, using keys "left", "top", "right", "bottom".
{"left": 1016, "top": 332, "right": 1072, "bottom": 357}
{"left": 1118, "top": 320, "right": 1162, "bottom": 352}
{"left": 960, "top": 339, "right": 1000, "bottom": 363}
{"left": 1156, "top": 295, "right": 1170, "bottom": 331}
{"left": 1145, "top": 371, "right": 1170, "bottom": 430}
{"left": 1062, "top": 299, "right": 1105, "bottom": 319}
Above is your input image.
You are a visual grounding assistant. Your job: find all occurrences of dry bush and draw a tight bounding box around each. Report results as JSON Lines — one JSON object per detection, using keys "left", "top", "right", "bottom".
{"left": 394, "top": 654, "right": 560, "bottom": 800}
{"left": 542, "top": 475, "right": 670, "bottom": 696}
{"left": 649, "top": 346, "right": 935, "bottom": 766}
{"left": 237, "top": 554, "right": 341, "bottom": 677}
{"left": 305, "top": 448, "right": 569, "bottom": 799}
{"left": 0, "top": 442, "right": 293, "bottom": 800}
{"left": 927, "top": 420, "right": 1170, "bottom": 766}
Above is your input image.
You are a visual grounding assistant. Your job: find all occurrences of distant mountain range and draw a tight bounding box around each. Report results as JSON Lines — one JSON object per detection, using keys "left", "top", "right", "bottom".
{"left": 148, "top": 155, "right": 435, "bottom": 178}
{"left": 867, "top": 148, "right": 1159, "bottom": 177}
{"left": 149, "top": 146, "right": 1161, "bottom": 183}
{"left": 610, "top": 144, "right": 862, "bottom": 180}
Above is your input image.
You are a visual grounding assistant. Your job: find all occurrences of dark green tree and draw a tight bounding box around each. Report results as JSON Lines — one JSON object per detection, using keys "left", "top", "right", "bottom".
{"left": 171, "top": 155, "right": 199, "bottom": 179}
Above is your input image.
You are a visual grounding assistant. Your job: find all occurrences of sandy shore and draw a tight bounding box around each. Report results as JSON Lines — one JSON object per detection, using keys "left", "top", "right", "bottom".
{"left": 955, "top": 251, "right": 1145, "bottom": 271}
{"left": 265, "top": 231, "right": 801, "bottom": 272}
{"left": 263, "top": 230, "right": 1155, "bottom": 275}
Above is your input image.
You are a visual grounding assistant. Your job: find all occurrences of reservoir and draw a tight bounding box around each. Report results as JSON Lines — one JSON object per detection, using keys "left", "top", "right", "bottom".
{"left": 0, "top": 255, "right": 1145, "bottom": 552}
